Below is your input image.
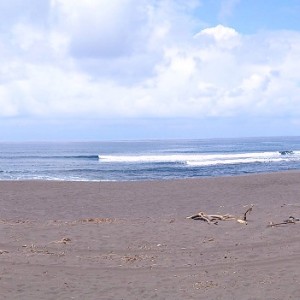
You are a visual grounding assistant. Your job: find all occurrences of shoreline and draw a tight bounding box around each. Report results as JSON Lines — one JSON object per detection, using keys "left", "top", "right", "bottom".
{"left": 1, "top": 168, "right": 300, "bottom": 182}
{"left": 0, "top": 171, "right": 300, "bottom": 299}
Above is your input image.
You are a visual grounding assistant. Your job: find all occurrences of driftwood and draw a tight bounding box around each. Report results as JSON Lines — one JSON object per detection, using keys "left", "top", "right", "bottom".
{"left": 187, "top": 205, "right": 253, "bottom": 225}
{"left": 267, "top": 216, "right": 300, "bottom": 227}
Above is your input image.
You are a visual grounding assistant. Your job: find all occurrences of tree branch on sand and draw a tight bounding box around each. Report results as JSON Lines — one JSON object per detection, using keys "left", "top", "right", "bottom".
{"left": 267, "top": 216, "right": 300, "bottom": 227}
{"left": 186, "top": 205, "right": 253, "bottom": 225}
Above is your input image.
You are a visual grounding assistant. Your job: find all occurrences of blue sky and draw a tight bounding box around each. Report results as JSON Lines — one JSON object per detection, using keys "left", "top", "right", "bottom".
{"left": 1, "top": 0, "right": 300, "bottom": 141}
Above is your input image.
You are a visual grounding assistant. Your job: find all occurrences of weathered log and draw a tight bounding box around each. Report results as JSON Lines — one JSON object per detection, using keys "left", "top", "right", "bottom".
{"left": 267, "top": 221, "right": 292, "bottom": 227}
{"left": 187, "top": 206, "right": 254, "bottom": 225}
{"left": 267, "top": 216, "right": 300, "bottom": 227}
{"left": 186, "top": 212, "right": 217, "bottom": 224}
{"left": 243, "top": 205, "right": 253, "bottom": 221}
{"left": 236, "top": 219, "right": 247, "bottom": 224}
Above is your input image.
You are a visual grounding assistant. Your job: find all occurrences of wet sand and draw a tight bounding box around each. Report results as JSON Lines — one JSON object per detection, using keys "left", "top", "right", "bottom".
{"left": 0, "top": 171, "right": 300, "bottom": 299}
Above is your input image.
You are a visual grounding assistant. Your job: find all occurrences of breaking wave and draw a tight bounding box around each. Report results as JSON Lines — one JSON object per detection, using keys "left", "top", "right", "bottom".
{"left": 99, "top": 151, "right": 300, "bottom": 167}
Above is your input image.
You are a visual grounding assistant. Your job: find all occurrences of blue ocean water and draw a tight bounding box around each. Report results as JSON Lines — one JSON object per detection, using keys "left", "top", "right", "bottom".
{"left": 1, "top": 137, "right": 300, "bottom": 181}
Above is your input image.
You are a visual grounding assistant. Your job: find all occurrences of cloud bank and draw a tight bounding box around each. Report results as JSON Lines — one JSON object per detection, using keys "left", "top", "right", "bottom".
{"left": 1, "top": 0, "right": 300, "bottom": 123}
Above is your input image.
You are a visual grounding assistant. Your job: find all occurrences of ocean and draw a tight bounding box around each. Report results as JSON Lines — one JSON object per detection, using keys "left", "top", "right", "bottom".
{"left": 1, "top": 137, "right": 300, "bottom": 181}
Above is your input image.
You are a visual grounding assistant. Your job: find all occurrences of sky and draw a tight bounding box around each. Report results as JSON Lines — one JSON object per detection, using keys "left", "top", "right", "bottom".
{"left": 1, "top": 0, "right": 300, "bottom": 141}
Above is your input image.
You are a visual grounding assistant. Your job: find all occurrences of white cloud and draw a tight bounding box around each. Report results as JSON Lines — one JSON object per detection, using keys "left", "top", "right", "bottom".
{"left": 0, "top": 1, "right": 300, "bottom": 123}
{"left": 195, "top": 24, "right": 238, "bottom": 41}
{"left": 51, "top": 0, "right": 146, "bottom": 58}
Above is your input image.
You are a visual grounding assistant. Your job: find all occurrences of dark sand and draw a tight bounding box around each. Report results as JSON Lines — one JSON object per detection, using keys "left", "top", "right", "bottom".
{"left": 0, "top": 171, "right": 300, "bottom": 299}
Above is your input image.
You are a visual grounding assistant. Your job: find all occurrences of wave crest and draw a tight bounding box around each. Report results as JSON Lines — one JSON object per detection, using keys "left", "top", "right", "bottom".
{"left": 98, "top": 151, "right": 300, "bottom": 167}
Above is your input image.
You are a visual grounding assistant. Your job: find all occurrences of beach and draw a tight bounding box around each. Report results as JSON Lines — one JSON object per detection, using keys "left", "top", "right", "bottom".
{"left": 0, "top": 171, "right": 300, "bottom": 299}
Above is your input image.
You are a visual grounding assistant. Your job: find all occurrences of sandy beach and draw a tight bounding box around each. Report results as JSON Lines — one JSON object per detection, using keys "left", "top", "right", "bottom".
{"left": 0, "top": 171, "right": 300, "bottom": 299}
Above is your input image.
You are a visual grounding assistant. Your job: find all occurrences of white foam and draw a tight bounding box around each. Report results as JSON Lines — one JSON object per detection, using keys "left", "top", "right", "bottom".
{"left": 186, "top": 157, "right": 288, "bottom": 166}
{"left": 98, "top": 151, "right": 300, "bottom": 167}
{"left": 99, "top": 154, "right": 190, "bottom": 163}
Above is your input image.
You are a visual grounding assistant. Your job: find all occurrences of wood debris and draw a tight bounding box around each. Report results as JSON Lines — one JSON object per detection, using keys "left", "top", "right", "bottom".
{"left": 267, "top": 216, "right": 300, "bottom": 227}
{"left": 50, "top": 237, "right": 72, "bottom": 244}
{"left": 187, "top": 205, "right": 253, "bottom": 225}
{"left": 80, "top": 218, "right": 115, "bottom": 224}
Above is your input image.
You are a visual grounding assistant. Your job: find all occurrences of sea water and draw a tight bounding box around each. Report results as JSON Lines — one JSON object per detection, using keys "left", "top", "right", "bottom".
{"left": 1, "top": 137, "right": 300, "bottom": 181}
